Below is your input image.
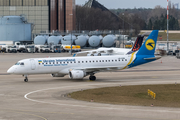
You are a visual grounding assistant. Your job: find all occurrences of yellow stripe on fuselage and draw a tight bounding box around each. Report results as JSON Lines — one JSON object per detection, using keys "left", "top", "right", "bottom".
{"left": 123, "top": 52, "right": 135, "bottom": 69}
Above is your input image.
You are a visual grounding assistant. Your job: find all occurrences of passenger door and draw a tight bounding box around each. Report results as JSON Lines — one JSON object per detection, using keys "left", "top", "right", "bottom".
{"left": 30, "top": 59, "right": 36, "bottom": 70}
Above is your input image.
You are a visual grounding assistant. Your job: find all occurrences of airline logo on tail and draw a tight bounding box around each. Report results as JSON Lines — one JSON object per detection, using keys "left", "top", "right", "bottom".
{"left": 145, "top": 39, "right": 155, "bottom": 51}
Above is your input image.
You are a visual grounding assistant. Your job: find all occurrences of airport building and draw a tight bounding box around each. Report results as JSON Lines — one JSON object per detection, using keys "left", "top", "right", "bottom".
{"left": 84, "top": 0, "right": 119, "bottom": 21}
{"left": 0, "top": 0, "right": 76, "bottom": 34}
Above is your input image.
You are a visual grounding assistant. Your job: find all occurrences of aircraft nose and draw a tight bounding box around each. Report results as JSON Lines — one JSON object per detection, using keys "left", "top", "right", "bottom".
{"left": 7, "top": 67, "right": 15, "bottom": 74}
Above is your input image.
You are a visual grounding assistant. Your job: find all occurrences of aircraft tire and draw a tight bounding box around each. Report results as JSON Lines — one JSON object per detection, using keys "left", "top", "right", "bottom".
{"left": 89, "top": 76, "right": 96, "bottom": 81}
{"left": 92, "top": 76, "right": 96, "bottom": 81}
{"left": 24, "top": 78, "right": 28, "bottom": 82}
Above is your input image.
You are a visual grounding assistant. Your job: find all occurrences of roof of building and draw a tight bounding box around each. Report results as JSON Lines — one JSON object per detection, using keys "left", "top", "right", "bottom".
{"left": 84, "top": 0, "right": 109, "bottom": 11}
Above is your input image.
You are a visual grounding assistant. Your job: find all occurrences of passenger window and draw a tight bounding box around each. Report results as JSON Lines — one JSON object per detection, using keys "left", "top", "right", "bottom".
{"left": 86, "top": 61, "right": 88, "bottom": 63}
{"left": 109, "top": 60, "right": 110, "bottom": 62}
{"left": 78, "top": 61, "right": 80, "bottom": 63}
{"left": 115, "top": 60, "right": 117, "bottom": 62}
{"left": 112, "top": 60, "right": 113, "bottom": 62}
{"left": 96, "top": 60, "right": 98, "bottom": 62}
{"left": 99, "top": 60, "right": 101, "bottom": 62}
{"left": 102, "top": 60, "right": 104, "bottom": 62}
{"left": 106, "top": 60, "right": 107, "bottom": 62}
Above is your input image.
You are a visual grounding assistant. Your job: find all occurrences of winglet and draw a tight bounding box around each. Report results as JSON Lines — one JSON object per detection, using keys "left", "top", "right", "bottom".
{"left": 73, "top": 54, "right": 76, "bottom": 57}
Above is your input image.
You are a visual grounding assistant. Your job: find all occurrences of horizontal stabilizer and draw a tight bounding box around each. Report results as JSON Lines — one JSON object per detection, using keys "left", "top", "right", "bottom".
{"left": 144, "top": 56, "right": 161, "bottom": 60}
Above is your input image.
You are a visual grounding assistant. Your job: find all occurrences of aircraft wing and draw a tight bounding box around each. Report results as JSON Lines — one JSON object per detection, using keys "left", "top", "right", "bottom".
{"left": 75, "top": 66, "right": 122, "bottom": 73}
{"left": 75, "top": 48, "right": 114, "bottom": 56}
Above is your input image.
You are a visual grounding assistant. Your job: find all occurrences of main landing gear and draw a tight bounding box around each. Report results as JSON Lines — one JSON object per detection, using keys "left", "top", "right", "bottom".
{"left": 89, "top": 76, "right": 96, "bottom": 81}
{"left": 23, "top": 75, "right": 28, "bottom": 82}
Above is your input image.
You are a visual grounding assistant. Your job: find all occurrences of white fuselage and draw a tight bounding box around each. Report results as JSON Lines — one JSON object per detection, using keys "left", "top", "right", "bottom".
{"left": 7, "top": 54, "right": 134, "bottom": 75}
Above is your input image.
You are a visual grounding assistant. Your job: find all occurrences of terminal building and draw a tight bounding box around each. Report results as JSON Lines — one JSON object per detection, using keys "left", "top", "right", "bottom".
{"left": 0, "top": 0, "right": 76, "bottom": 34}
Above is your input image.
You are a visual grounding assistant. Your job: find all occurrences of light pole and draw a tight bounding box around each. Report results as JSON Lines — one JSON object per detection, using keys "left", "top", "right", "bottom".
{"left": 167, "top": 0, "right": 169, "bottom": 53}
{"left": 69, "top": 14, "right": 73, "bottom": 55}
{"left": 122, "top": 13, "right": 124, "bottom": 48}
{"left": 71, "top": 31, "right": 72, "bottom": 55}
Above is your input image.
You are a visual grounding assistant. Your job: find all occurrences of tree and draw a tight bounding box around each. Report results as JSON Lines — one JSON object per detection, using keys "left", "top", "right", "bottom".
{"left": 148, "top": 19, "right": 153, "bottom": 30}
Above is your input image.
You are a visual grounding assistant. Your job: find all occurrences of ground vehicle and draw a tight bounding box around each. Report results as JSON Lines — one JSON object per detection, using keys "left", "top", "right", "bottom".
{"left": 15, "top": 42, "right": 26, "bottom": 52}
{"left": 6, "top": 45, "right": 18, "bottom": 53}
{"left": 0, "top": 41, "right": 26, "bottom": 53}
{"left": 26, "top": 45, "right": 35, "bottom": 53}
{"left": 51, "top": 45, "right": 62, "bottom": 53}
{"left": 0, "top": 45, "right": 7, "bottom": 52}
{"left": 35, "top": 45, "right": 51, "bottom": 53}
{"left": 125, "top": 40, "right": 134, "bottom": 48}
{"left": 62, "top": 45, "right": 81, "bottom": 52}
{"left": 176, "top": 51, "right": 180, "bottom": 59}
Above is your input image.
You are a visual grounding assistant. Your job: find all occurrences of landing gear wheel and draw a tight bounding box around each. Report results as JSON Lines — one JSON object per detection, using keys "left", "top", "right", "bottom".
{"left": 24, "top": 77, "right": 28, "bottom": 82}
{"left": 89, "top": 76, "right": 96, "bottom": 81}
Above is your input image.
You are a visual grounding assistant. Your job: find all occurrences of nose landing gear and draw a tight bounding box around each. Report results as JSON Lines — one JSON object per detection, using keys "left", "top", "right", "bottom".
{"left": 23, "top": 75, "right": 28, "bottom": 82}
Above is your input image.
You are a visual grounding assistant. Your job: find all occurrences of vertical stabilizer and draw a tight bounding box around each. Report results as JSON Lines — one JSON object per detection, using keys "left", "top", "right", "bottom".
{"left": 132, "top": 35, "right": 144, "bottom": 52}
{"left": 136, "top": 30, "right": 159, "bottom": 55}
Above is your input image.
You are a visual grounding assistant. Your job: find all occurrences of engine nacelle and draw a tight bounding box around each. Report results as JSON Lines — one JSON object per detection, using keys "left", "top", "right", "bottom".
{"left": 69, "top": 70, "right": 85, "bottom": 79}
{"left": 51, "top": 73, "right": 65, "bottom": 77}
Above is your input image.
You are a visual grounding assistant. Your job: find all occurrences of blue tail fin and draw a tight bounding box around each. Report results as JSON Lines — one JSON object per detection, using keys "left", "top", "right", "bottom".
{"left": 128, "top": 30, "right": 159, "bottom": 68}
{"left": 136, "top": 30, "right": 159, "bottom": 55}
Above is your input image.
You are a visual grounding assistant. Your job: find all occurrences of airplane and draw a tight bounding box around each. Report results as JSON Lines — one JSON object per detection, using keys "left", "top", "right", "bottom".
{"left": 7, "top": 30, "right": 160, "bottom": 82}
{"left": 75, "top": 34, "right": 144, "bottom": 56}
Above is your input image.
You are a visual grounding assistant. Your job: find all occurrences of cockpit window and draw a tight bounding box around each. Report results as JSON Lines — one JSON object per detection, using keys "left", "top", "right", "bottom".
{"left": 20, "top": 62, "right": 24, "bottom": 65}
{"left": 15, "top": 62, "right": 24, "bottom": 65}
{"left": 15, "top": 62, "right": 20, "bottom": 65}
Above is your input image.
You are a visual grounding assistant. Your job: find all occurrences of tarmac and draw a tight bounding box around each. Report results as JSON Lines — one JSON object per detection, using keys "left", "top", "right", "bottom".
{"left": 0, "top": 53, "right": 180, "bottom": 120}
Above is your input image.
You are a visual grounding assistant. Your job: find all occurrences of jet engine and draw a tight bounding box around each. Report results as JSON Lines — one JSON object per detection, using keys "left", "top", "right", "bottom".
{"left": 69, "top": 70, "right": 86, "bottom": 79}
{"left": 51, "top": 73, "right": 65, "bottom": 77}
